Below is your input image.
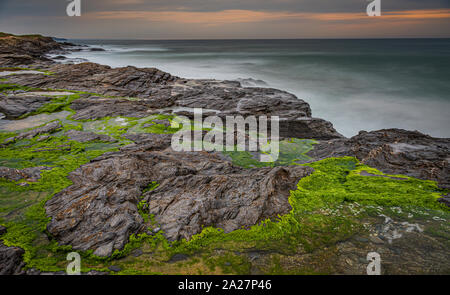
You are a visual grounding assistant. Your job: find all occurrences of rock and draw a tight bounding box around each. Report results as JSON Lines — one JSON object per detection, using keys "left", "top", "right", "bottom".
{"left": 0, "top": 94, "right": 53, "bottom": 119}
{"left": 0, "top": 241, "right": 26, "bottom": 275}
{"left": 70, "top": 98, "right": 154, "bottom": 120}
{"left": 236, "top": 78, "right": 269, "bottom": 87}
{"left": 131, "top": 249, "right": 143, "bottom": 257}
{"left": 26, "top": 268, "right": 42, "bottom": 275}
{"left": 169, "top": 253, "right": 189, "bottom": 263}
{"left": 438, "top": 194, "right": 450, "bottom": 207}
{"left": 6, "top": 61, "right": 342, "bottom": 140}
{"left": 369, "top": 236, "right": 384, "bottom": 244}
{"left": 37, "top": 135, "right": 50, "bottom": 142}
{"left": 149, "top": 119, "right": 171, "bottom": 128}
{"left": 45, "top": 136, "right": 314, "bottom": 254}
{"left": 64, "top": 130, "right": 116, "bottom": 143}
{"left": 0, "top": 226, "right": 6, "bottom": 236}
{"left": 0, "top": 33, "right": 70, "bottom": 66}
{"left": 7, "top": 62, "right": 177, "bottom": 98}
{"left": 354, "top": 236, "right": 369, "bottom": 243}
{"left": 0, "top": 166, "right": 51, "bottom": 182}
{"left": 152, "top": 227, "right": 161, "bottom": 233}
{"left": 307, "top": 129, "right": 450, "bottom": 190}
{"left": 89, "top": 48, "right": 105, "bottom": 52}
{"left": 85, "top": 270, "right": 109, "bottom": 275}
{"left": 108, "top": 265, "right": 121, "bottom": 272}
{"left": 3, "top": 121, "right": 62, "bottom": 144}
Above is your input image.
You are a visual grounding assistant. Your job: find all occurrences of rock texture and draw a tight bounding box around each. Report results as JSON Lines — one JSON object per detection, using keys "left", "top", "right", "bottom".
{"left": 0, "top": 33, "right": 68, "bottom": 66}
{"left": 5, "top": 62, "right": 342, "bottom": 140}
{"left": 3, "top": 121, "right": 62, "bottom": 145}
{"left": 64, "top": 130, "right": 116, "bottom": 143}
{"left": 45, "top": 135, "right": 313, "bottom": 256}
{"left": 0, "top": 242, "right": 26, "bottom": 275}
{"left": 0, "top": 226, "right": 26, "bottom": 275}
{"left": 1, "top": 33, "right": 449, "bottom": 268}
{"left": 307, "top": 129, "right": 450, "bottom": 189}
{"left": 0, "top": 166, "right": 50, "bottom": 182}
{"left": 0, "top": 93, "right": 53, "bottom": 119}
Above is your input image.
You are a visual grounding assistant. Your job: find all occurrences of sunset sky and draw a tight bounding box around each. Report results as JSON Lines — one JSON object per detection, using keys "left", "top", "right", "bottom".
{"left": 0, "top": 0, "right": 449, "bottom": 39}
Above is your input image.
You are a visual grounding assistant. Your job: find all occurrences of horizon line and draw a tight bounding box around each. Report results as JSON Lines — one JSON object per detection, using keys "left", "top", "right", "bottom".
{"left": 63, "top": 37, "right": 450, "bottom": 41}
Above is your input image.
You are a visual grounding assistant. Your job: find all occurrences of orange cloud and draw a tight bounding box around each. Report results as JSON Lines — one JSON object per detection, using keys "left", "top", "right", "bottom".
{"left": 312, "top": 9, "right": 450, "bottom": 21}
{"left": 84, "top": 10, "right": 297, "bottom": 23}
{"left": 83, "top": 9, "right": 450, "bottom": 24}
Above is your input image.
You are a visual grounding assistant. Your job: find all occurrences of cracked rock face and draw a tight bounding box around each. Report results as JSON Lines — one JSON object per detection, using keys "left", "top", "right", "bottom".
{"left": 45, "top": 135, "right": 313, "bottom": 256}
{"left": 307, "top": 129, "right": 450, "bottom": 189}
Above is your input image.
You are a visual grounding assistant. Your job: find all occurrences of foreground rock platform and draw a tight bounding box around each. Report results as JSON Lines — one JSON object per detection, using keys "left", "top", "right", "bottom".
{"left": 45, "top": 136, "right": 314, "bottom": 256}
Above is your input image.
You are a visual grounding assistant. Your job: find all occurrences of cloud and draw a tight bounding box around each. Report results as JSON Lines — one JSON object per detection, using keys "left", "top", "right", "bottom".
{"left": 82, "top": 8, "right": 450, "bottom": 24}
{"left": 0, "top": 0, "right": 449, "bottom": 38}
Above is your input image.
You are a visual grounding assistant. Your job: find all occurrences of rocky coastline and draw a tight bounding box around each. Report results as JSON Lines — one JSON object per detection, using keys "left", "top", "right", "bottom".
{"left": 0, "top": 33, "right": 448, "bottom": 275}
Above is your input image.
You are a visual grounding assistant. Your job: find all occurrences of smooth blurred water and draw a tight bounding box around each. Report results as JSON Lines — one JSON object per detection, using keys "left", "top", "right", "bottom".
{"left": 65, "top": 39, "right": 450, "bottom": 138}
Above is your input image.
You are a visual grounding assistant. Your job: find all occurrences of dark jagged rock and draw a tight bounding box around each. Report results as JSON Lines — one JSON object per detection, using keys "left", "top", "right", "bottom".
{"left": 0, "top": 93, "right": 53, "bottom": 119}
{"left": 5, "top": 63, "right": 342, "bottom": 140}
{"left": 64, "top": 130, "right": 116, "bottom": 143}
{"left": 307, "top": 129, "right": 450, "bottom": 189}
{"left": 45, "top": 136, "right": 313, "bottom": 256}
{"left": 0, "top": 166, "right": 51, "bottom": 182}
{"left": 89, "top": 48, "right": 106, "bottom": 52}
{"left": 0, "top": 241, "right": 26, "bottom": 275}
{"left": 6, "top": 62, "right": 177, "bottom": 97}
{"left": 0, "top": 33, "right": 68, "bottom": 66}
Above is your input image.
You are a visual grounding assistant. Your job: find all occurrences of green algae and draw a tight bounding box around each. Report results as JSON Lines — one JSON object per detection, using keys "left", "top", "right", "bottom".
{"left": 0, "top": 121, "right": 121, "bottom": 272}
{"left": 223, "top": 138, "right": 316, "bottom": 168}
{"left": 0, "top": 82, "right": 448, "bottom": 274}
{"left": 103, "top": 157, "right": 449, "bottom": 274}
{"left": 19, "top": 94, "right": 81, "bottom": 119}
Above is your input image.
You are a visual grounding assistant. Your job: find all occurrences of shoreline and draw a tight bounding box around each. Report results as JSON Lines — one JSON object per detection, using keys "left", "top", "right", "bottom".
{"left": 0, "top": 33, "right": 449, "bottom": 275}
{"left": 57, "top": 38, "right": 450, "bottom": 139}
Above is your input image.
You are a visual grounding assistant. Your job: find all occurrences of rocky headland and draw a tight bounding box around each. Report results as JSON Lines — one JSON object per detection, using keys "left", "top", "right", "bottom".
{"left": 0, "top": 33, "right": 448, "bottom": 275}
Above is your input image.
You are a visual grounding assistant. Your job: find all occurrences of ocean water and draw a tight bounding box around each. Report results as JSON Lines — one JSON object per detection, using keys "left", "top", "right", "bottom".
{"left": 64, "top": 39, "right": 450, "bottom": 138}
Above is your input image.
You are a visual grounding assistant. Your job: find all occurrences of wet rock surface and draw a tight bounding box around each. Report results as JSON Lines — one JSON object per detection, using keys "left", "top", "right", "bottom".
{"left": 307, "top": 129, "right": 450, "bottom": 189}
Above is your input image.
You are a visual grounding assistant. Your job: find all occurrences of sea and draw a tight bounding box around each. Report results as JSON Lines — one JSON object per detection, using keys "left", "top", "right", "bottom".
{"left": 61, "top": 39, "right": 450, "bottom": 138}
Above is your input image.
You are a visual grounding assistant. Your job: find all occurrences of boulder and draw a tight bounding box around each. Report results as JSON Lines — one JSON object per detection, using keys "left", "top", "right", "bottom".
{"left": 45, "top": 135, "right": 313, "bottom": 256}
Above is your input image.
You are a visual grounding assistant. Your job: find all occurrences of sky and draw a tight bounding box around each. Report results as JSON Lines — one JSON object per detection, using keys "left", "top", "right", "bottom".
{"left": 0, "top": 0, "right": 449, "bottom": 39}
